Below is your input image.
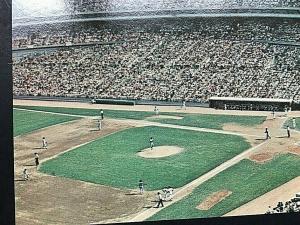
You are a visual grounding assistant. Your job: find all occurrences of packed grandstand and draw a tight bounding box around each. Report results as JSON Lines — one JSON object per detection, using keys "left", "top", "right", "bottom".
{"left": 12, "top": 1, "right": 300, "bottom": 104}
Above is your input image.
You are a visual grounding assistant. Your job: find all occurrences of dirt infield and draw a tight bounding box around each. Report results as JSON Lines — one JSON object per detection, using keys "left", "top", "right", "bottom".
{"left": 197, "top": 190, "right": 232, "bottom": 210}
{"left": 137, "top": 146, "right": 184, "bottom": 158}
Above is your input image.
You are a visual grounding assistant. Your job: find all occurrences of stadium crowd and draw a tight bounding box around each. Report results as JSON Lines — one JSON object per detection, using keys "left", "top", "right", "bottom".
{"left": 13, "top": 18, "right": 300, "bottom": 103}
{"left": 12, "top": 19, "right": 300, "bottom": 49}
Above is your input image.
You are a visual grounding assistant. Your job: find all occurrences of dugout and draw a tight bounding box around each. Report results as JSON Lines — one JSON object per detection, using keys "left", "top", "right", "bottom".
{"left": 209, "top": 97, "right": 293, "bottom": 111}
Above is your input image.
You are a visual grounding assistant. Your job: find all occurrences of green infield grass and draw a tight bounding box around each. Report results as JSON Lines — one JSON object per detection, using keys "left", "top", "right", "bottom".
{"left": 14, "top": 105, "right": 265, "bottom": 130}
{"left": 39, "top": 126, "right": 250, "bottom": 190}
{"left": 13, "top": 109, "right": 80, "bottom": 136}
{"left": 149, "top": 154, "right": 300, "bottom": 221}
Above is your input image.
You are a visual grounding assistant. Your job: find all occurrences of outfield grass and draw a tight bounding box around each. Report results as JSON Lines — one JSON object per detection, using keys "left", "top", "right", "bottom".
{"left": 39, "top": 126, "right": 250, "bottom": 190}
{"left": 14, "top": 105, "right": 266, "bottom": 130}
{"left": 14, "top": 105, "right": 153, "bottom": 120}
{"left": 149, "top": 154, "right": 300, "bottom": 221}
{"left": 147, "top": 114, "right": 266, "bottom": 130}
{"left": 13, "top": 109, "right": 80, "bottom": 136}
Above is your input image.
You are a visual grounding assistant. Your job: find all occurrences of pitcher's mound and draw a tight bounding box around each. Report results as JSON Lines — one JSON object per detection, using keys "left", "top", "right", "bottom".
{"left": 138, "top": 146, "right": 184, "bottom": 158}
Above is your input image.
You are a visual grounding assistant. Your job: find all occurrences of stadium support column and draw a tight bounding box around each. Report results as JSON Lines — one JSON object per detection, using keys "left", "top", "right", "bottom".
{"left": 0, "top": 1, "right": 15, "bottom": 225}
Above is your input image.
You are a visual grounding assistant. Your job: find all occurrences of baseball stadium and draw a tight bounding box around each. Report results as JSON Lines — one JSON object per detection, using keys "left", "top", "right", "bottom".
{"left": 12, "top": 0, "right": 300, "bottom": 225}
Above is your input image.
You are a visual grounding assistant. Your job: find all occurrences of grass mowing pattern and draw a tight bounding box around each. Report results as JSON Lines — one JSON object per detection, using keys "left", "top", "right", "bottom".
{"left": 149, "top": 154, "right": 300, "bottom": 221}
{"left": 147, "top": 114, "right": 266, "bottom": 130}
{"left": 14, "top": 105, "right": 266, "bottom": 130}
{"left": 13, "top": 109, "right": 80, "bottom": 136}
{"left": 39, "top": 126, "right": 250, "bottom": 190}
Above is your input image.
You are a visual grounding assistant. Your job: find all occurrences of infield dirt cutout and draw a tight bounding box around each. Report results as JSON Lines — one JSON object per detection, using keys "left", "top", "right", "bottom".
{"left": 197, "top": 190, "right": 232, "bottom": 210}
{"left": 137, "top": 146, "right": 184, "bottom": 158}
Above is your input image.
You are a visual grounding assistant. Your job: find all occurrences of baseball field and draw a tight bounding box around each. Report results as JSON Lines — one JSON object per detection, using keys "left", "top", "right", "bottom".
{"left": 13, "top": 100, "right": 300, "bottom": 225}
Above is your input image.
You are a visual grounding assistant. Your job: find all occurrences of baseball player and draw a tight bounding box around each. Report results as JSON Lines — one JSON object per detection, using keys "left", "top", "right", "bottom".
{"left": 42, "top": 137, "right": 48, "bottom": 149}
{"left": 272, "top": 109, "right": 275, "bottom": 119}
{"left": 149, "top": 137, "right": 154, "bottom": 150}
{"left": 23, "top": 168, "right": 29, "bottom": 181}
{"left": 97, "top": 119, "right": 102, "bottom": 130}
{"left": 287, "top": 126, "right": 291, "bottom": 138}
{"left": 162, "top": 186, "right": 174, "bottom": 201}
{"left": 138, "top": 180, "right": 144, "bottom": 194}
{"left": 100, "top": 109, "right": 104, "bottom": 120}
{"left": 284, "top": 106, "right": 288, "bottom": 116}
{"left": 34, "top": 153, "right": 39, "bottom": 167}
{"left": 182, "top": 100, "right": 186, "bottom": 110}
{"left": 156, "top": 192, "right": 164, "bottom": 208}
{"left": 265, "top": 128, "right": 271, "bottom": 139}
{"left": 154, "top": 106, "right": 159, "bottom": 116}
{"left": 292, "top": 118, "right": 296, "bottom": 129}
